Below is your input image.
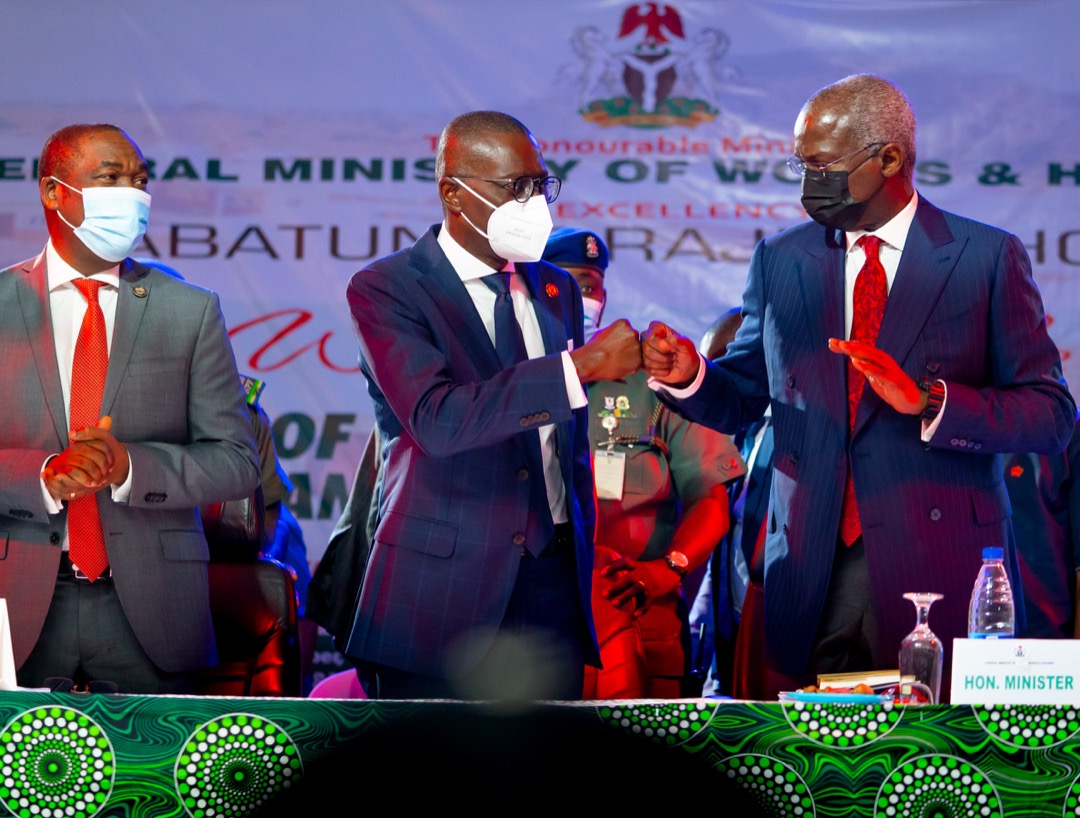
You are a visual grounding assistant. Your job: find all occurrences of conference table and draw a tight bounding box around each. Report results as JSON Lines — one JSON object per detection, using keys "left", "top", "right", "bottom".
{"left": 0, "top": 691, "right": 1075, "bottom": 816}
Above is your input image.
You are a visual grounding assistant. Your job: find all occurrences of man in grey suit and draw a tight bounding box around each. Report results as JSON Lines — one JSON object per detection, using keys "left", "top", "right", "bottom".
{"left": 0, "top": 124, "right": 259, "bottom": 693}
{"left": 644, "top": 75, "right": 1074, "bottom": 697}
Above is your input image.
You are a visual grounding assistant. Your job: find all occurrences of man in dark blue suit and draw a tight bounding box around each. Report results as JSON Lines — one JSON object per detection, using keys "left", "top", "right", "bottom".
{"left": 644, "top": 75, "right": 1075, "bottom": 696}
{"left": 346, "top": 111, "right": 641, "bottom": 699}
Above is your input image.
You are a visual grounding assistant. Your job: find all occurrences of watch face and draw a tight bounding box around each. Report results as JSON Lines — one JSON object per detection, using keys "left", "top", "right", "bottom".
{"left": 667, "top": 551, "right": 689, "bottom": 573}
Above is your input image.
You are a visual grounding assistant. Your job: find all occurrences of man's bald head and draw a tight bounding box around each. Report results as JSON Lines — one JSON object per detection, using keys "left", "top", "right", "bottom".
{"left": 802, "top": 74, "right": 916, "bottom": 181}
{"left": 435, "top": 111, "right": 548, "bottom": 268}
{"left": 39, "top": 123, "right": 125, "bottom": 181}
{"left": 435, "top": 111, "right": 533, "bottom": 179}
{"left": 700, "top": 307, "right": 744, "bottom": 360}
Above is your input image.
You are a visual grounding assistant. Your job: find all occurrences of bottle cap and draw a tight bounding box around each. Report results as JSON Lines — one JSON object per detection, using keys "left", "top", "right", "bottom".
{"left": 982, "top": 546, "right": 1004, "bottom": 561}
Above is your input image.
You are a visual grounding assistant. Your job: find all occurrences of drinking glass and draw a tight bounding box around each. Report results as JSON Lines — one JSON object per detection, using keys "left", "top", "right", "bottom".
{"left": 899, "top": 592, "right": 944, "bottom": 704}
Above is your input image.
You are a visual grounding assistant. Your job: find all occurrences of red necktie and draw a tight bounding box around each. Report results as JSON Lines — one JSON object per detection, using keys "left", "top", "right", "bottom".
{"left": 68, "top": 278, "right": 110, "bottom": 581}
{"left": 838, "top": 235, "right": 888, "bottom": 547}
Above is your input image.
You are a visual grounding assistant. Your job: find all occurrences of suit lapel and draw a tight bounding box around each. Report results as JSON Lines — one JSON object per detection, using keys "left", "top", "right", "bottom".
{"left": 17, "top": 253, "right": 69, "bottom": 447}
{"left": 413, "top": 230, "right": 503, "bottom": 378}
{"left": 101, "top": 260, "right": 150, "bottom": 416}
{"left": 519, "top": 262, "right": 565, "bottom": 357}
{"left": 801, "top": 229, "right": 849, "bottom": 434}
{"left": 853, "top": 199, "right": 961, "bottom": 435}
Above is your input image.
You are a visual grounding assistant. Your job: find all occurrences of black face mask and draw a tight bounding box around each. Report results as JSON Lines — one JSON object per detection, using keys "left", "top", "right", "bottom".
{"left": 800, "top": 170, "right": 869, "bottom": 232}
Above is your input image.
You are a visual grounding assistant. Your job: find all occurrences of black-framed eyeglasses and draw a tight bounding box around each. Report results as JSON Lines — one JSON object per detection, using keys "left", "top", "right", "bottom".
{"left": 787, "top": 142, "right": 885, "bottom": 181}
{"left": 454, "top": 175, "right": 562, "bottom": 204}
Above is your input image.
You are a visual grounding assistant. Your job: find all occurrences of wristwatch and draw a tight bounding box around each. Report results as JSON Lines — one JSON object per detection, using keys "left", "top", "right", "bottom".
{"left": 917, "top": 377, "right": 945, "bottom": 422}
{"left": 664, "top": 551, "right": 689, "bottom": 578}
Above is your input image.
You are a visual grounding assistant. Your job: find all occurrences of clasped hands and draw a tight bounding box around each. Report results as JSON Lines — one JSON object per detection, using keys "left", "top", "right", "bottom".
{"left": 600, "top": 554, "right": 681, "bottom": 616}
{"left": 42, "top": 416, "right": 130, "bottom": 502}
{"left": 636, "top": 321, "right": 927, "bottom": 415}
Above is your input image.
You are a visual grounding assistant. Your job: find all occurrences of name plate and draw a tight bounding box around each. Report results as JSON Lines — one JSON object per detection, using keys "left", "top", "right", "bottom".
{"left": 951, "top": 639, "right": 1080, "bottom": 704}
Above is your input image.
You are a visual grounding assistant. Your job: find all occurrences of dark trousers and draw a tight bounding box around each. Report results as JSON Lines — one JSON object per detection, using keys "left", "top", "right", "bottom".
{"left": 364, "top": 525, "right": 588, "bottom": 700}
{"left": 735, "top": 536, "right": 876, "bottom": 698}
{"left": 18, "top": 553, "right": 194, "bottom": 694}
{"left": 806, "top": 537, "right": 878, "bottom": 676}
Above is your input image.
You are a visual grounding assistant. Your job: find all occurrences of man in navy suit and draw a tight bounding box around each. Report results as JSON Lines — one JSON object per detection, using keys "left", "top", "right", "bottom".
{"left": 644, "top": 75, "right": 1075, "bottom": 695}
{"left": 346, "top": 111, "right": 642, "bottom": 699}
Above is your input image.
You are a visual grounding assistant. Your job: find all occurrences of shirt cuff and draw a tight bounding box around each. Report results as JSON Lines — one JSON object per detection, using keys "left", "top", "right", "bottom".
{"left": 561, "top": 351, "right": 588, "bottom": 410}
{"left": 110, "top": 450, "right": 134, "bottom": 503}
{"left": 647, "top": 352, "right": 707, "bottom": 398}
{"left": 40, "top": 455, "right": 62, "bottom": 515}
{"left": 920, "top": 380, "right": 948, "bottom": 442}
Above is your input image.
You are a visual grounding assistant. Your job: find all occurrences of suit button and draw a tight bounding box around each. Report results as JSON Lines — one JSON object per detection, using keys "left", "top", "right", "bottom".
{"left": 926, "top": 361, "right": 941, "bottom": 374}
{"left": 49, "top": 532, "right": 60, "bottom": 545}
{"left": 539, "top": 412, "right": 550, "bottom": 422}
{"left": 517, "top": 469, "right": 529, "bottom": 481}
{"left": 519, "top": 418, "right": 530, "bottom": 427}
{"left": 787, "top": 375, "right": 796, "bottom": 388}
{"left": 950, "top": 438, "right": 960, "bottom": 446}
{"left": 512, "top": 533, "right": 525, "bottom": 546}
{"left": 929, "top": 508, "right": 942, "bottom": 521}
{"left": 782, "top": 524, "right": 789, "bottom": 535}
{"left": 790, "top": 450, "right": 798, "bottom": 463}
{"left": 974, "top": 443, "right": 982, "bottom": 450}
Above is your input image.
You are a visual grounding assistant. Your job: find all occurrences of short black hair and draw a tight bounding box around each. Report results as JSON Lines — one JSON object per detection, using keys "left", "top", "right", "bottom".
{"left": 39, "top": 123, "right": 124, "bottom": 180}
{"left": 435, "top": 111, "right": 530, "bottom": 178}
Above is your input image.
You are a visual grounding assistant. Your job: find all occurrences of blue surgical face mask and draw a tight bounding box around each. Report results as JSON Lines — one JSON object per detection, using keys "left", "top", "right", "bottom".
{"left": 581, "top": 296, "right": 605, "bottom": 342}
{"left": 51, "top": 177, "right": 151, "bottom": 262}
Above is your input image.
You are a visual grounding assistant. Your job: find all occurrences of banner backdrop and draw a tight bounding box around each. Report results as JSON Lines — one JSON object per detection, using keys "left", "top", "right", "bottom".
{"left": 2, "top": 0, "right": 1078, "bottom": 562}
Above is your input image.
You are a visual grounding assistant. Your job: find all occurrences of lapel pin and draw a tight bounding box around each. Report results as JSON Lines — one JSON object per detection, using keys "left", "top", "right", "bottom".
{"left": 545, "top": 283, "right": 558, "bottom": 298}
{"left": 132, "top": 285, "right": 148, "bottom": 298}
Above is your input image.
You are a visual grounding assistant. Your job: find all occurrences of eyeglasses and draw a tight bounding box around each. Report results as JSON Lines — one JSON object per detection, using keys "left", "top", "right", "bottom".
{"left": 787, "top": 143, "right": 885, "bottom": 181}
{"left": 454, "top": 175, "right": 562, "bottom": 204}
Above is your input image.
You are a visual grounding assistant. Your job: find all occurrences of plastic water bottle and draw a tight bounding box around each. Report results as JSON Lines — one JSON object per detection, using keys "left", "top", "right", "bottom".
{"left": 967, "top": 547, "right": 1015, "bottom": 639}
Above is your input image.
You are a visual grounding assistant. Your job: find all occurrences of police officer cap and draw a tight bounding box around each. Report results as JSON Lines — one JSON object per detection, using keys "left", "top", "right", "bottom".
{"left": 543, "top": 227, "right": 609, "bottom": 272}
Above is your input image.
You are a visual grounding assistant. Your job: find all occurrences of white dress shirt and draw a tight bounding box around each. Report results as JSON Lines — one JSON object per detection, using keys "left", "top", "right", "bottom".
{"left": 437, "top": 225, "right": 587, "bottom": 525}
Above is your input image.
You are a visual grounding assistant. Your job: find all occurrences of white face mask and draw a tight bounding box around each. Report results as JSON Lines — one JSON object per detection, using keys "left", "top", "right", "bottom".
{"left": 581, "top": 296, "right": 605, "bottom": 342}
{"left": 51, "top": 176, "right": 151, "bottom": 262}
{"left": 453, "top": 178, "right": 553, "bottom": 263}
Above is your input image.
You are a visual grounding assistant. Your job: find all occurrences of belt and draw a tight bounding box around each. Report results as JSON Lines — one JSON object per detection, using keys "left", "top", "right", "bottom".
{"left": 59, "top": 551, "right": 112, "bottom": 582}
{"left": 541, "top": 522, "right": 574, "bottom": 557}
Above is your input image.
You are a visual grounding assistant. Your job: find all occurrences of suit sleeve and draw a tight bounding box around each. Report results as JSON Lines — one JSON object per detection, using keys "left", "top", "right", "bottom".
{"left": 347, "top": 265, "right": 574, "bottom": 458}
{"left": 929, "top": 233, "right": 1076, "bottom": 455}
{"left": 663, "top": 240, "right": 772, "bottom": 434}
{"left": 0, "top": 450, "right": 58, "bottom": 523}
{"left": 124, "top": 292, "right": 260, "bottom": 508}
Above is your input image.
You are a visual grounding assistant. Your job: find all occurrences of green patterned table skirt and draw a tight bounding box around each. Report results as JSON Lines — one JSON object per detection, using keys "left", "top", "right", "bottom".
{"left": 0, "top": 693, "right": 1076, "bottom": 816}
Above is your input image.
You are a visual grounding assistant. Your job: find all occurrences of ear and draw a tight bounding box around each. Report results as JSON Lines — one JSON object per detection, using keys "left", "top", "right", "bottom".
{"left": 40, "top": 175, "right": 60, "bottom": 211}
{"left": 438, "top": 177, "right": 462, "bottom": 215}
{"left": 878, "top": 143, "right": 904, "bottom": 179}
